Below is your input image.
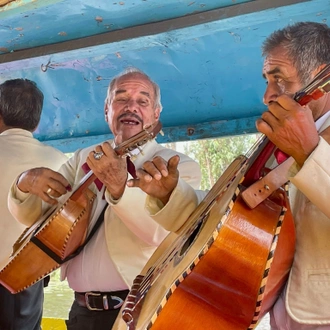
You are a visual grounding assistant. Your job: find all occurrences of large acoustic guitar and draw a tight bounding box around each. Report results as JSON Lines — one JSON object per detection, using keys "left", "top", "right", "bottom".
{"left": 0, "top": 122, "right": 162, "bottom": 294}
{"left": 114, "top": 64, "right": 330, "bottom": 330}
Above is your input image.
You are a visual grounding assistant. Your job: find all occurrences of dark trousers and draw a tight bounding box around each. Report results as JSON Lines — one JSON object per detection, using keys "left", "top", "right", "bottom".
{"left": 65, "top": 300, "right": 122, "bottom": 330}
{"left": 0, "top": 282, "right": 43, "bottom": 330}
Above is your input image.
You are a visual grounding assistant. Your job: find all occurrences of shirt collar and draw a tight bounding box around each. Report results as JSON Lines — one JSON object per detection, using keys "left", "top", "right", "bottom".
{"left": 0, "top": 128, "right": 33, "bottom": 137}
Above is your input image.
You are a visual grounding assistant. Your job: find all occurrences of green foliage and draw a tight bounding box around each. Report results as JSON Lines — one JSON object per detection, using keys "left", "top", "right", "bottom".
{"left": 186, "top": 134, "right": 260, "bottom": 189}
{"left": 49, "top": 269, "right": 61, "bottom": 282}
{"left": 163, "top": 134, "right": 260, "bottom": 190}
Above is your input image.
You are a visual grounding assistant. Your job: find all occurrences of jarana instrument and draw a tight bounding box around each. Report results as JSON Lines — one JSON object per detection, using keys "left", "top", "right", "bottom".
{"left": 0, "top": 122, "right": 162, "bottom": 294}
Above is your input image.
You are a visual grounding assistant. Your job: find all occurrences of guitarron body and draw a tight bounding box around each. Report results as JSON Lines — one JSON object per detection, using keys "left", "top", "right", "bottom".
{"left": 115, "top": 153, "right": 295, "bottom": 330}
{"left": 115, "top": 61, "right": 330, "bottom": 330}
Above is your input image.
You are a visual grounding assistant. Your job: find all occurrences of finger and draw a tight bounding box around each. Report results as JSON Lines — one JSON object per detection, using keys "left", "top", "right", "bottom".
{"left": 87, "top": 150, "right": 105, "bottom": 167}
{"left": 151, "top": 156, "right": 170, "bottom": 177}
{"left": 114, "top": 133, "right": 123, "bottom": 146}
{"left": 17, "top": 168, "right": 69, "bottom": 194}
{"left": 94, "top": 145, "right": 104, "bottom": 153}
{"left": 91, "top": 146, "right": 105, "bottom": 162}
{"left": 268, "top": 94, "right": 305, "bottom": 120}
{"left": 261, "top": 110, "right": 279, "bottom": 127}
{"left": 101, "top": 141, "right": 118, "bottom": 158}
{"left": 40, "top": 191, "right": 59, "bottom": 205}
{"left": 46, "top": 177, "right": 70, "bottom": 197}
{"left": 255, "top": 117, "right": 274, "bottom": 135}
{"left": 48, "top": 172, "right": 71, "bottom": 190}
{"left": 140, "top": 160, "right": 162, "bottom": 180}
{"left": 276, "top": 94, "right": 303, "bottom": 110}
{"left": 126, "top": 178, "right": 141, "bottom": 188}
{"left": 135, "top": 168, "right": 153, "bottom": 182}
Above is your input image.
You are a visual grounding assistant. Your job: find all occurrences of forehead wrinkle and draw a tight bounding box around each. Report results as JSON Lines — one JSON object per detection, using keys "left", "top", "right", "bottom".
{"left": 115, "top": 89, "right": 126, "bottom": 96}
{"left": 264, "top": 66, "right": 281, "bottom": 76}
{"left": 140, "top": 91, "right": 151, "bottom": 98}
{"left": 115, "top": 89, "right": 151, "bottom": 99}
{"left": 262, "top": 66, "right": 283, "bottom": 80}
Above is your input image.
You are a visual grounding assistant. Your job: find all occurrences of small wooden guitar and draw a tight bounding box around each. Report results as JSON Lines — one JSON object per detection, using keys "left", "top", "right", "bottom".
{"left": 0, "top": 122, "right": 162, "bottom": 294}
{"left": 114, "top": 64, "right": 330, "bottom": 330}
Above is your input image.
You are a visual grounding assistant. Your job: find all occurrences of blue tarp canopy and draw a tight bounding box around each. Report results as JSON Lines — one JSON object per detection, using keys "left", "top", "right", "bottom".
{"left": 0, "top": 0, "right": 328, "bottom": 152}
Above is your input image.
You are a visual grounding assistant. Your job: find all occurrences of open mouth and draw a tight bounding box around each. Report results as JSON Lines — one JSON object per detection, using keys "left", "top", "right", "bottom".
{"left": 120, "top": 118, "right": 140, "bottom": 125}
{"left": 118, "top": 113, "right": 142, "bottom": 126}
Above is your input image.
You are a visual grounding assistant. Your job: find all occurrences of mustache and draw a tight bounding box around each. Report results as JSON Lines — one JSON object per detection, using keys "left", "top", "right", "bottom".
{"left": 117, "top": 113, "right": 142, "bottom": 123}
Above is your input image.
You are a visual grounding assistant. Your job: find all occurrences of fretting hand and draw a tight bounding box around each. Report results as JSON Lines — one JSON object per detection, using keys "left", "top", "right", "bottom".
{"left": 256, "top": 94, "right": 319, "bottom": 167}
{"left": 87, "top": 141, "right": 127, "bottom": 200}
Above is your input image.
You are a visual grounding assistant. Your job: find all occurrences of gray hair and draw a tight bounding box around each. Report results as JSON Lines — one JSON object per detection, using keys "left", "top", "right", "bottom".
{"left": 105, "top": 67, "right": 163, "bottom": 112}
{"left": 262, "top": 22, "right": 330, "bottom": 85}
{"left": 0, "top": 79, "right": 44, "bottom": 131}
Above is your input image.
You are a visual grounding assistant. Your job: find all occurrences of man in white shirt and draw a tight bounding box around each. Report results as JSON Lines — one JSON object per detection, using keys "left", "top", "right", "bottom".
{"left": 8, "top": 68, "right": 201, "bottom": 329}
{"left": 0, "top": 79, "right": 67, "bottom": 330}
{"left": 132, "top": 21, "right": 330, "bottom": 330}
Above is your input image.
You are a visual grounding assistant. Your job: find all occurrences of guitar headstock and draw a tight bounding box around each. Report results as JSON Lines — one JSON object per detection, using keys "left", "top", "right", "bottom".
{"left": 114, "top": 121, "right": 163, "bottom": 157}
{"left": 294, "top": 63, "right": 330, "bottom": 105}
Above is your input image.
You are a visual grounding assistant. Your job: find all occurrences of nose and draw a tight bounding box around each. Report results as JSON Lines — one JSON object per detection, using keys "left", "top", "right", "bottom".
{"left": 263, "top": 82, "right": 281, "bottom": 105}
{"left": 125, "top": 99, "right": 138, "bottom": 113}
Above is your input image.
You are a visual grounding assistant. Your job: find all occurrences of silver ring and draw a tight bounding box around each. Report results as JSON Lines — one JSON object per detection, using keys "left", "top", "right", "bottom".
{"left": 93, "top": 151, "right": 104, "bottom": 160}
{"left": 46, "top": 188, "right": 52, "bottom": 194}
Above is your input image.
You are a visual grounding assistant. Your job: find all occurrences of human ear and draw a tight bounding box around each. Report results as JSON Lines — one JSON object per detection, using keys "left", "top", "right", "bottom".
{"left": 154, "top": 107, "right": 161, "bottom": 121}
{"left": 312, "top": 64, "right": 328, "bottom": 77}
{"left": 104, "top": 103, "right": 109, "bottom": 122}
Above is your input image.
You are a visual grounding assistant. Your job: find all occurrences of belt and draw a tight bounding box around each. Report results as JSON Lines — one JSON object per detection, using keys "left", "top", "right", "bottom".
{"left": 74, "top": 290, "right": 129, "bottom": 311}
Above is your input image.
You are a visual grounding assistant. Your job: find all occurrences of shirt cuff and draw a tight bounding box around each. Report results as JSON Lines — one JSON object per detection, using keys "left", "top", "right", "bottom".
{"left": 105, "top": 189, "right": 122, "bottom": 205}
{"left": 12, "top": 179, "right": 31, "bottom": 202}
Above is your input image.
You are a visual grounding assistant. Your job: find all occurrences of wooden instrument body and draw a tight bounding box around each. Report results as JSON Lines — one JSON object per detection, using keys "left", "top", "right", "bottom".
{"left": 0, "top": 122, "right": 162, "bottom": 294}
{"left": 0, "top": 188, "right": 95, "bottom": 293}
{"left": 114, "top": 155, "right": 295, "bottom": 330}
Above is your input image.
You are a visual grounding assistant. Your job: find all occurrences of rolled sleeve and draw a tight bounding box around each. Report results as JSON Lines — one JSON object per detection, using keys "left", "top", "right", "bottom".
{"left": 8, "top": 182, "right": 43, "bottom": 227}
{"left": 147, "top": 179, "right": 201, "bottom": 232}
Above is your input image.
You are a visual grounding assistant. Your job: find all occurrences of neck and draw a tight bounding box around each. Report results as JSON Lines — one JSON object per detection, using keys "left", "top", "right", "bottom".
{"left": 324, "top": 95, "right": 330, "bottom": 114}
{"left": 318, "top": 95, "right": 330, "bottom": 121}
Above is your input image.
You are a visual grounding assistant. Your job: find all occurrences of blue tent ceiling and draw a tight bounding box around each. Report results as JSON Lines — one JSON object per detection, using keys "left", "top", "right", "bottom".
{"left": 0, "top": 0, "right": 329, "bottom": 152}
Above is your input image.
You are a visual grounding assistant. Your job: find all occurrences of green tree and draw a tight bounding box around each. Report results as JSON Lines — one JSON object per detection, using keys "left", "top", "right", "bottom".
{"left": 164, "top": 134, "right": 259, "bottom": 190}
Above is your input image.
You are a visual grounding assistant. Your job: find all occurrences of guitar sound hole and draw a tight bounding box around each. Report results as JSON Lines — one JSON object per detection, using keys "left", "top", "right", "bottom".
{"left": 179, "top": 218, "right": 204, "bottom": 258}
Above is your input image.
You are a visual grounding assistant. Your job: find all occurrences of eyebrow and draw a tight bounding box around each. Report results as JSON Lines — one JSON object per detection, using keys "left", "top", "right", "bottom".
{"left": 115, "top": 89, "right": 151, "bottom": 98}
{"left": 262, "top": 66, "right": 282, "bottom": 79}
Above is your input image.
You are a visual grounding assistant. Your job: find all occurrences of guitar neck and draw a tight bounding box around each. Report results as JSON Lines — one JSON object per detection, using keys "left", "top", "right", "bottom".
{"left": 70, "top": 171, "right": 97, "bottom": 202}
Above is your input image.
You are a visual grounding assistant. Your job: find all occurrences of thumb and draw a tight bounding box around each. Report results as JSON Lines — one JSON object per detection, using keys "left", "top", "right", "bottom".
{"left": 115, "top": 133, "right": 123, "bottom": 146}
{"left": 167, "top": 155, "right": 180, "bottom": 176}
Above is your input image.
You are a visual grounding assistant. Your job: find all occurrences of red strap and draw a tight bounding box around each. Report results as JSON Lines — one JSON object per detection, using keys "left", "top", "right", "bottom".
{"left": 274, "top": 148, "right": 289, "bottom": 165}
{"left": 126, "top": 157, "right": 137, "bottom": 179}
{"left": 81, "top": 163, "right": 103, "bottom": 191}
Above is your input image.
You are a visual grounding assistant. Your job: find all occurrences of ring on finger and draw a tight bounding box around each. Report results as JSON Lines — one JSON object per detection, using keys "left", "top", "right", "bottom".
{"left": 46, "top": 187, "right": 52, "bottom": 194}
{"left": 93, "top": 151, "right": 104, "bottom": 160}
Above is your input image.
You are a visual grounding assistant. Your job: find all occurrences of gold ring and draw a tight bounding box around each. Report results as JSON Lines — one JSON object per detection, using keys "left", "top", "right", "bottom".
{"left": 46, "top": 188, "right": 52, "bottom": 194}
